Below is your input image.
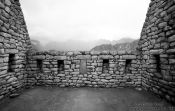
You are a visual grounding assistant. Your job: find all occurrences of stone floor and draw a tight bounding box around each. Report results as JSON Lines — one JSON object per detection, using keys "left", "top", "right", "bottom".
{"left": 0, "top": 87, "right": 174, "bottom": 111}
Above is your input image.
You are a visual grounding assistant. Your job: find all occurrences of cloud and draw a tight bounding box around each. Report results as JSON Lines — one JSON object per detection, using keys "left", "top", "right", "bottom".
{"left": 20, "top": 0, "right": 150, "bottom": 44}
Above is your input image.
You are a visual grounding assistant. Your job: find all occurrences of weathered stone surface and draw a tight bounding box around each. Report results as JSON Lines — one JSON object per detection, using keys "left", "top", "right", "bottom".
{"left": 76, "top": 55, "right": 91, "bottom": 60}
{"left": 168, "top": 35, "right": 175, "bottom": 42}
{"left": 26, "top": 50, "right": 142, "bottom": 89}
{"left": 150, "top": 49, "right": 163, "bottom": 54}
{"left": 0, "top": 49, "right": 4, "bottom": 54}
{"left": 99, "top": 55, "right": 113, "bottom": 59}
{"left": 139, "top": 0, "right": 175, "bottom": 104}
{"left": 0, "top": 0, "right": 31, "bottom": 100}
{"left": 167, "top": 49, "right": 175, "bottom": 53}
{"left": 7, "top": 77, "right": 17, "bottom": 83}
{"left": 5, "top": 0, "right": 11, "bottom": 6}
{"left": 0, "top": 0, "right": 174, "bottom": 105}
{"left": 58, "top": 74, "right": 65, "bottom": 77}
{"left": 10, "top": 93, "right": 20, "bottom": 98}
{"left": 0, "top": 2, "right": 5, "bottom": 8}
{"left": 5, "top": 49, "right": 18, "bottom": 54}
{"left": 55, "top": 56, "right": 66, "bottom": 60}
{"left": 122, "top": 55, "right": 136, "bottom": 59}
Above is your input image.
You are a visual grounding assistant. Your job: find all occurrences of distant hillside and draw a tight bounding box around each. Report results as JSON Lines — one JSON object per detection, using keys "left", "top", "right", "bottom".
{"left": 31, "top": 39, "right": 43, "bottom": 51}
{"left": 44, "top": 39, "right": 121, "bottom": 51}
{"left": 30, "top": 37, "right": 138, "bottom": 51}
{"left": 115, "top": 38, "right": 135, "bottom": 44}
{"left": 91, "top": 39, "right": 139, "bottom": 52}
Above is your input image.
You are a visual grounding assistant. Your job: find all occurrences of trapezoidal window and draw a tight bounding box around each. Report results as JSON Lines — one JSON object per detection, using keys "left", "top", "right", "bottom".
{"left": 154, "top": 55, "right": 161, "bottom": 73}
{"left": 80, "top": 60, "right": 87, "bottom": 74}
{"left": 125, "top": 59, "right": 132, "bottom": 73}
{"left": 102, "top": 59, "right": 109, "bottom": 73}
{"left": 37, "top": 59, "right": 43, "bottom": 72}
{"left": 58, "top": 60, "right": 64, "bottom": 73}
{"left": 8, "top": 54, "right": 15, "bottom": 72}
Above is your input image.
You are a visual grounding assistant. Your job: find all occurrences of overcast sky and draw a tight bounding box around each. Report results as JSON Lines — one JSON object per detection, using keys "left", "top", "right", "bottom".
{"left": 20, "top": 0, "right": 150, "bottom": 44}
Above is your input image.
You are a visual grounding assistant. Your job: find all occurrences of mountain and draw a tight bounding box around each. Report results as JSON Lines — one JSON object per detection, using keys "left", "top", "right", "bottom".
{"left": 44, "top": 39, "right": 119, "bottom": 51}
{"left": 115, "top": 38, "right": 135, "bottom": 44}
{"left": 44, "top": 40, "right": 95, "bottom": 51}
{"left": 30, "top": 37, "right": 137, "bottom": 51}
{"left": 31, "top": 39, "right": 44, "bottom": 51}
{"left": 91, "top": 39, "right": 138, "bottom": 52}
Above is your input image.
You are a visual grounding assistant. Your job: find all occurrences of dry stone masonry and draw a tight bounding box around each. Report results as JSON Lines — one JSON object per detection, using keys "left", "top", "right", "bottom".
{"left": 0, "top": 0, "right": 174, "bottom": 105}
{"left": 139, "top": 0, "right": 175, "bottom": 104}
{"left": 0, "top": 0, "right": 31, "bottom": 100}
{"left": 26, "top": 51, "right": 141, "bottom": 87}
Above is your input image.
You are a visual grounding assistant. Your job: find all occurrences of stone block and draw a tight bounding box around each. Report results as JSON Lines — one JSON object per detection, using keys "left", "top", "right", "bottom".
{"left": 71, "top": 77, "right": 78, "bottom": 80}
{"left": 92, "top": 56, "right": 98, "bottom": 60}
{"left": 73, "top": 51, "right": 81, "bottom": 55}
{"left": 167, "top": 49, "right": 175, "bottom": 54}
{"left": 72, "top": 72, "right": 79, "bottom": 75}
{"left": 33, "top": 55, "right": 45, "bottom": 59}
{"left": 118, "top": 51, "right": 126, "bottom": 55}
{"left": 0, "top": 49, "right": 4, "bottom": 54}
{"left": 154, "top": 73, "right": 162, "bottom": 79}
{"left": 76, "top": 55, "right": 91, "bottom": 59}
{"left": 115, "top": 55, "right": 119, "bottom": 59}
{"left": 77, "top": 80, "right": 83, "bottom": 83}
{"left": 168, "top": 35, "right": 175, "bottom": 42}
{"left": 167, "top": 5, "right": 175, "bottom": 13}
{"left": 75, "top": 65, "right": 80, "bottom": 68}
{"left": 7, "top": 77, "right": 17, "bottom": 83}
{"left": 84, "top": 81, "right": 91, "bottom": 84}
{"left": 55, "top": 56, "right": 66, "bottom": 60}
{"left": 99, "top": 55, "right": 113, "bottom": 59}
{"left": 109, "top": 64, "right": 115, "bottom": 68}
{"left": 169, "top": 59, "right": 175, "bottom": 64}
{"left": 101, "top": 79, "right": 108, "bottom": 83}
{"left": 158, "top": 22, "right": 167, "bottom": 28}
{"left": 106, "top": 76, "right": 112, "bottom": 80}
{"left": 58, "top": 74, "right": 65, "bottom": 77}
{"left": 5, "top": 49, "right": 18, "bottom": 54}
{"left": 64, "top": 65, "right": 70, "bottom": 69}
{"left": 92, "top": 82, "right": 97, "bottom": 85}
{"left": 82, "top": 78, "right": 87, "bottom": 81}
{"left": 10, "top": 93, "right": 20, "bottom": 98}
{"left": 90, "top": 51, "right": 101, "bottom": 55}
{"left": 150, "top": 49, "right": 163, "bottom": 54}
{"left": 64, "top": 61, "right": 71, "bottom": 64}
{"left": 122, "top": 55, "right": 136, "bottom": 59}
{"left": 5, "top": 0, "right": 11, "bottom": 6}
{"left": 0, "top": 2, "right": 5, "bottom": 8}
{"left": 66, "top": 52, "right": 73, "bottom": 56}
{"left": 96, "top": 67, "right": 102, "bottom": 72}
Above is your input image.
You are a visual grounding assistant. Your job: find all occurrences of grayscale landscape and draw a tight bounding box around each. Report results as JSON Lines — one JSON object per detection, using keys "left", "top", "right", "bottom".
{"left": 0, "top": 0, "right": 174, "bottom": 111}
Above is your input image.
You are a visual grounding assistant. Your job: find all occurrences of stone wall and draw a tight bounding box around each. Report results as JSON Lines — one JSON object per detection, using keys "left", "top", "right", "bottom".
{"left": 139, "top": 0, "right": 175, "bottom": 103}
{"left": 26, "top": 51, "right": 141, "bottom": 88}
{"left": 0, "top": 0, "right": 31, "bottom": 100}
{"left": 0, "top": 0, "right": 175, "bottom": 105}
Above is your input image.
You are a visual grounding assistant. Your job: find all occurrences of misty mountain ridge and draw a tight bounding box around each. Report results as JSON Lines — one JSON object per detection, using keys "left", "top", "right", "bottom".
{"left": 30, "top": 37, "right": 136, "bottom": 51}
{"left": 31, "top": 39, "right": 44, "bottom": 51}
{"left": 91, "top": 40, "right": 139, "bottom": 52}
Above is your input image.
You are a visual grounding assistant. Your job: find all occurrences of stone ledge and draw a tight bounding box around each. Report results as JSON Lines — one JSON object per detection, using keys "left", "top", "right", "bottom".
{"left": 167, "top": 49, "right": 175, "bottom": 54}
{"left": 150, "top": 49, "right": 164, "bottom": 55}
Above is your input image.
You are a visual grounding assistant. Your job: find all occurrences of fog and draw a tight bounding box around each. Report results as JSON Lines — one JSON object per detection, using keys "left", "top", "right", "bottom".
{"left": 20, "top": 0, "right": 150, "bottom": 50}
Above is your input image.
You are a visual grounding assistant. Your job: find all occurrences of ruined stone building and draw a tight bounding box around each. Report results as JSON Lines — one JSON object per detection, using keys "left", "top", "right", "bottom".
{"left": 0, "top": 0, "right": 174, "bottom": 104}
